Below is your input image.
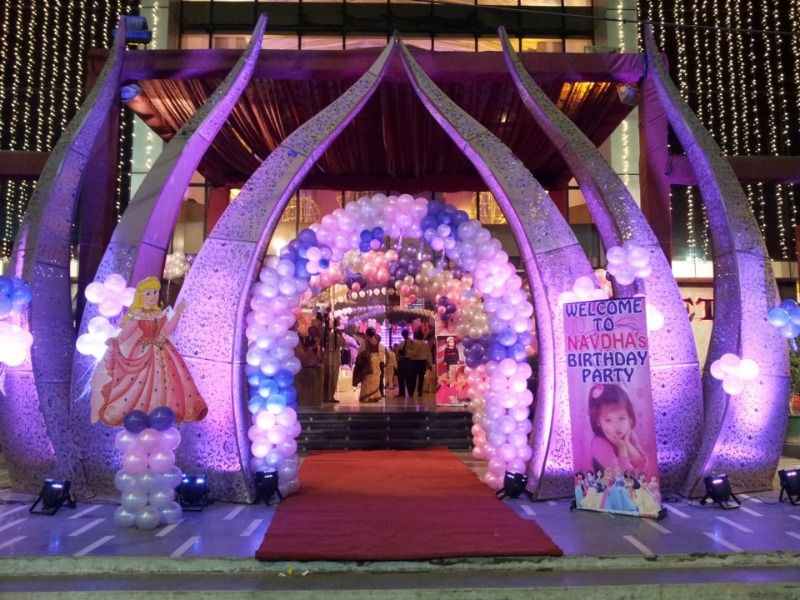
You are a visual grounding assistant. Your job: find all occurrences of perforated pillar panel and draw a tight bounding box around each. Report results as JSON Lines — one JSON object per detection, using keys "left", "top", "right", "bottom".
{"left": 70, "top": 18, "right": 266, "bottom": 496}
{"left": 643, "top": 26, "right": 788, "bottom": 495}
{"left": 399, "top": 40, "right": 599, "bottom": 497}
{"left": 0, "top": 23, "right": 127, "bottom": 495}
{"left": 171, "top": 42, "right": 396, "bottom": 503}
{"left": 499, "top": 28, "right": 702, "bottom": 493}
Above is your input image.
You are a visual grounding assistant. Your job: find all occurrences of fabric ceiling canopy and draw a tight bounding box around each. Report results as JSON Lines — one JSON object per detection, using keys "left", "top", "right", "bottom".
{"left": 135, "top": 49, "right": 636, "bottom": 191}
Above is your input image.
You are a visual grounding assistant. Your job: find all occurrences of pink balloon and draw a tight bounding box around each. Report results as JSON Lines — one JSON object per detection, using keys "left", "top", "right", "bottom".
{"left": 122, "top": 451, "right": 148, "bottom": 475}
{"left": 148, "top": 450, "right": 176, "bottom": 474}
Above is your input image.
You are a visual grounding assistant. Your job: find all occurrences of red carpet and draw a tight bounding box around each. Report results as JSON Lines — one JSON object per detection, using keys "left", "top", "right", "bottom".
{"left": 256, "top": 448, "right": 562, "bottom": 561}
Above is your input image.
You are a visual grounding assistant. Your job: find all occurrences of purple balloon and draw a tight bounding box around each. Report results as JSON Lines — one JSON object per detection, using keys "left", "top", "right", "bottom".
{"left": 123, "top": 410, "right": 149, "bottom": 434}
{"left": 149, "top": 407, "right": 176, "bottom": 431}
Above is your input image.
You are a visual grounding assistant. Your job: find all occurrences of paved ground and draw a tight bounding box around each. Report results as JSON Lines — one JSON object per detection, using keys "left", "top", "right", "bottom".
{"left": 0, "top": 454, "right": 799, "bottom": 560}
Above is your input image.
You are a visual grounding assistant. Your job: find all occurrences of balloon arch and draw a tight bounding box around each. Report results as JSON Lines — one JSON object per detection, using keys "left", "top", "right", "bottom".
{"left": 243, "top": 192, "right": 537, "bottom": 495}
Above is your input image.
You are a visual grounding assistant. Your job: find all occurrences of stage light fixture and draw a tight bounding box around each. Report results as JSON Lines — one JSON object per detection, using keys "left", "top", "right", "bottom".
{"left": 495, "top": 471, "right": 533, "bottom": 501}
{"left": 29, "top": 479, "right": 75, "bottom": 516}
{"left": 112, "top": 16, "right": 153, "bottom": 46}
{"left": 779, "top": 468, "right": 800, "bottom": 505}
{"left": 700, "top": 474, "right": 741, "bottom": 510}
{"left": 254, "top": 471, "right": 283, "bottom": 506}
{"left": 176, "top": 474, "right": 209, "bottom": 511}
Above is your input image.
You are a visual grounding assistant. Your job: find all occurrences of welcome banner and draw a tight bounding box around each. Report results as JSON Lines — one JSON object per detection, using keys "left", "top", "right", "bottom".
{"left": 563, "top": 297, "right": 662, "bottom": 518}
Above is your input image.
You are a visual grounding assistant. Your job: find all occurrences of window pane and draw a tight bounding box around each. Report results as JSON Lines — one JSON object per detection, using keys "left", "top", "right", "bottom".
{"left": 520, "top": 0, "right": 561, "bottom": 5}
{"left": 300, "top": 36, "right": 343, "bottom": 50}
{"left": 433, "top": 36, "right": 475, "bottom": 52}
{"left": 564, "top": 0, "right": 592, "bottom": 6}
{"left": 263, "top": 35, "right": 299, "bottom": 50}
{"left": 402, "top": 36, "right": 433, "bottom": 50}
{"left": 478, "top": 192, "right": 507, "bottom": 224}
{"left": 565, "top": 37, "right": 592, "bottom": 53}
{"left": 477, "top": 0, "right": 518, "bottom": 5}
{"left": 212, "top": 34, "right": 250, "bottom": 49}
{"left": 441, "top": 191, "right": 477, "bottom": 218}
{"left": 477, "top": 37, "right": 503, "bottom": 52}
{"left": 181, "top": 33, "right": 209, "bottom": 49}
{"left": 520, "top": 37, "right": 564, "bottom": 52}
{"left": 345, "top": 36, "right": 389, "bottom": 49}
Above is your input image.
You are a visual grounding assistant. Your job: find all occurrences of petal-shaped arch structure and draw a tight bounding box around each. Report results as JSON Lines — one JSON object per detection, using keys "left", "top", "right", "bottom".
{"left": 171, "top": 41, "right": 397, "bottom": 502}
{"left": 498, "top": 27, "right": 702, "bottom": 491}
{"left": 643, "top": 26, "right": 788, "bottom": 495}
{"left": 70, "top": 16, "right": 267, "bottom": 495}
{"left": 0, "top": 23, "right": 128, "bottom": 493}
{"left": 398, "top": 39, "right": 598, "bottom": 497}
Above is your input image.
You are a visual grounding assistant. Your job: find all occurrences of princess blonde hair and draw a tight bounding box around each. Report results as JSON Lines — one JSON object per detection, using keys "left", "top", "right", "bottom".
{"left": 123, "top": 276, "right": 161, "bottom": 325}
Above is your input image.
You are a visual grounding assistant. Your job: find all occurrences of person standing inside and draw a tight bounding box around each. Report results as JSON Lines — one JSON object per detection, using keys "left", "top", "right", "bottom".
{"left": 385, "top": 344, "right": 397, "bottom": 391}
{"left": 396, "top": 329, "right": 411, "bottom": 397}
{"left": 376, "top": 334, "right": 387, "bottom": 399}
{"left": 406, "top": 329, "right": 432, "bottom": 398}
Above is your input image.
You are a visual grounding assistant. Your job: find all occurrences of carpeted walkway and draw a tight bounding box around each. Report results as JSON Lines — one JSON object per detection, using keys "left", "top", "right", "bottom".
{"left": 256, "top": 448, "right": 562, "bottom": 561}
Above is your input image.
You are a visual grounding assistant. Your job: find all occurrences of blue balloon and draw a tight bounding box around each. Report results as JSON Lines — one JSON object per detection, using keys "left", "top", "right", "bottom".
{"left": 360, "top": 230, "right": 373, "bottom": 243}
{"left": 517, "top": 331, "right": 533, "bottom": 346}
{"left": 274, "top": 369, "right": 294, "bottom": 388}
{"left": 498, "top": 329, "right": 518, "bottom": 347}
{"left": 0, "top": 276, "right": 12, "bottom": 296}
{"left": 297, "top": 242, "right": 311, "bottom": 259}
{"left": 295, "top": 259, "right": 310, "bottom": 280}
{"left": 488, "top": 343, "right": 507, "bottom": 362}
{"left": 453, "top": 210, "right": 469, "bottom": 226}
{"left": 510, "top": 343, "right": 528, "bottom": 362}
{"left": 123, "top": 410, "right": 149, "bottom": 433}
{"left": 768, "top": 307, "right": 790, "bottom": 327}
{"left": 149, "top": 407, "right": 176, "bottom": 431}
{"left": 466, "top": 356, "right": 481, "bottom": 369}
{"left": 371, "top": 227, "right": 384, "bottom": 239}
{"left": 289, "top": 239, "right": 301, "bottom": 251}
{"left": 319, "top": 258, "right": 330, "bottom": 270}
{"left": 297, "top": 228, "right": 317, "bottom": 245}
{"left": 421, "top": 216, "right": 438, "bottom": 231}
{"left": 248, "top": 396, "right": 265, "bottom": 415}
{"left": 427, "top": 199, "right": 444, "bottom": 216}
{"left": 437, "top": 211, "right": 453, "bottom": 225}
{"left": 266, "top": 394, "right": 287, "bottom": 410}
{"left": 359, "top": 241, "right": 371, "bottom": 252}
{"left": 0, "top": 297, "right": 12, "bottom": 319}
{"left": 283, "top": 386, "right": 298, "bottom": 403}
{"left": 446, "top": 303, "right": 457, "bottom": 314}
{"left": 248, "top": 373, "right": 261, "bottom": 386}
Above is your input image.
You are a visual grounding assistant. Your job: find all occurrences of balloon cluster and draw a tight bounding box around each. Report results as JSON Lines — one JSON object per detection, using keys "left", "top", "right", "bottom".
{"left": 85, "top": 273, "right": 136, "bottom": 318}
{"left": 709, "top": 353, "right": 760, "bottom": 396}
{"left": 0, "top": 276, "right": 34, "bottom": 367}
{"left": 77, "top": 273, "right": 137, "bottom": 361}
{"left": 76, "top": 316, "right": 120, "bottom": 360}
{"left": 435, "top": 295, "right": 457, "bottom": 322}
{"left": 347, "top": 249, "right": 397, "bottom": 286}
{"left": 421, "top": 200, "right": 469, "bottom": 253}
{"left": 0, "top": 275, "right": 32, "bottom": 318}
{"left": 359, "top": 227, "right": 385, "bottom": 252}
{"left": 113, "top": 408, "right": 182, "bottom": 530}
{"left": 558, "top": 275, "right": 609, "bottom": 306}
{"left": 163, "top": 251, "right": 191, "bottom": 281}
{"left": 605, "top": 242, "right": 652, "bottom": 286}
{"left": 475, "top": 359, "right": 534, "bottom": 489}
{"left": 767, "top": 299, "right": 800, "bottom": 350}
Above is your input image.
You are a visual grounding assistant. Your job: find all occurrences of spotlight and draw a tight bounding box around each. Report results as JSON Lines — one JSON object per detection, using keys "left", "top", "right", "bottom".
{"left": 616, "top": 83, "right": 640, "bottom": 106}
{"left": 779, "top": 468, "right": 800, "bottom": 505}
{"left": 176, "top": 475, "right": 209, "bottom": 511}
{"left": 700, "top": 474, "right": 741, "bottom": 510}
{"left": 30, "top": 479, "right": 75, "bottom": 516}
{"left": 112, "top": 16, "right": 153, "bottom": 46}
{"left": 495, "top": 471, "right": 533, "bottom": 501}
{"left": 254, "top": 471, "right": 283, "bottom": 506}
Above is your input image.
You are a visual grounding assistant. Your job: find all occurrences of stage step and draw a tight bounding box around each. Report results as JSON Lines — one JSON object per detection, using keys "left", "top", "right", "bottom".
{"left": 297, "top": 411, "right": 473, "bottom": 452}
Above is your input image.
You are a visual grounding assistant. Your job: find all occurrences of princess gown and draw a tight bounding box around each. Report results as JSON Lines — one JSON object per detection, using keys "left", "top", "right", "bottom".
{"left": 603, "top": 476, "right": 639, "bottom": 513}
{"left": 91, "top": 312, "right": 208, "bottom": 426}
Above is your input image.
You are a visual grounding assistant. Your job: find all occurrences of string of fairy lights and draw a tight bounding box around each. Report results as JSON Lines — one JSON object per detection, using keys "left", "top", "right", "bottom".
{"left": 641, "top": 0, "right": 799, "bottom": 262}
{"left": 1, "top": 1, "right": 798, "bottom": 263}
{"left": 0, "top": 1, "right": 139, "bottom": 259}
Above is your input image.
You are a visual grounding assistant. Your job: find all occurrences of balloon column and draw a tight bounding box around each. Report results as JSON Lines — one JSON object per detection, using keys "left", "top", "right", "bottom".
{"left": 76, "top": 273, "right": 136, "bottom": 360}
{"left": 767, "top": 299, "right": 800, "bottom": 351}
{"left": 709, "top": 353, "right": 760, "bottom": 396}
{"left": 246, "top": 193, "right": 540, "bottom": 492}
{"left": 0, "top": 275, "right": 33, "bottom": 367}
{"left": 113, "top": 408, "right": 183, "bottom": 529}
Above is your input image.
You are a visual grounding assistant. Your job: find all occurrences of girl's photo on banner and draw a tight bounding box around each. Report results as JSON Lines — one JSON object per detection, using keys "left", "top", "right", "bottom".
{"left": 563, "top": 297, "right": 662, "bottom": 518}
